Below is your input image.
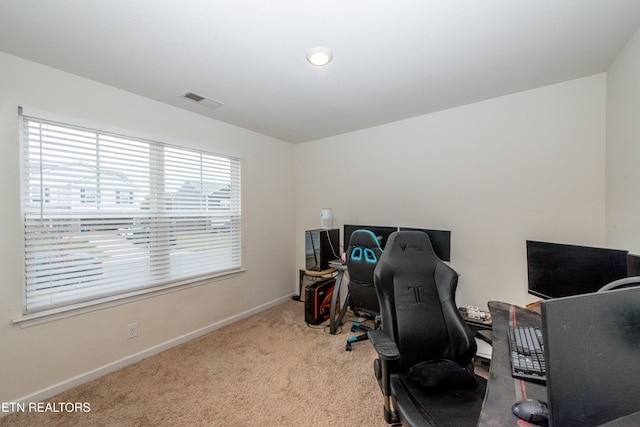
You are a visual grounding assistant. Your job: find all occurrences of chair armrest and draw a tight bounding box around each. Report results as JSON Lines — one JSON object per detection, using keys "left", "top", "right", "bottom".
{"left": 368, "top": 329, "right": 401, "bottom": 424}
{"left": 368, "top": 329, "right": 400, "bottom": 360}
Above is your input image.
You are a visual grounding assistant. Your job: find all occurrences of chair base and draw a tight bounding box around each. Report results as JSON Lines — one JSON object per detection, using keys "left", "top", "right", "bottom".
{"left": 345, "top": 321, "right": 373, "bottom": 351}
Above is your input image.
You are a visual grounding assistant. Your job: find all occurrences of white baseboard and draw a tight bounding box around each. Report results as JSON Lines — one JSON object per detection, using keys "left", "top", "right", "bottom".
{"left": 3, "top": 294, "right": 293, "bottom": 416}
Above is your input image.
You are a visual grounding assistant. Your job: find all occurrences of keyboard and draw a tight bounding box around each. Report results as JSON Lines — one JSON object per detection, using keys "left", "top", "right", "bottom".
{"left": 507, "top": 326, "right": 546, "bottom": 382}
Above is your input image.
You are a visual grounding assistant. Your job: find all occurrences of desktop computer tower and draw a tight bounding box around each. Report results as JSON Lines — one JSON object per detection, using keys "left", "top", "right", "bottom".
{"left": 304, "top": 278, "right": 336, "bottom": 325}
{"left": 305, "top": 228, "right": 340, "bottom": 271}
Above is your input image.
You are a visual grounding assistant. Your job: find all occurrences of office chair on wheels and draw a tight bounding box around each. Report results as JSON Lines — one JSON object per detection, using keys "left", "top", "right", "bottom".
{"left": 598, "top": 276, "right": 640, "bottom": 292}
{"left": 345, "top": 229, "right": 382, "bottom": 351}
{"left": 368, "top": 231, "right": 487, "bottom": 426}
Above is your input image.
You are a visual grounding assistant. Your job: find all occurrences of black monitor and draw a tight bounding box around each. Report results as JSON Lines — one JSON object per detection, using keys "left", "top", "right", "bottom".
{"left": 343, "top": 225, "right": 397, "bottom": 250}
{"left": 399, "top": 227, "right": 451, "bottom": 262}
{"left": 542, "top": 287, "right": 640, "bottom": 426}
{"left": 305, "top": 229, "right": 340, "bottom": 271}
{"left": 526, "top": 240, "right": 628, "bottom": 299}
{"left": 627, "top": 253, "right": 640, "bottom": 276}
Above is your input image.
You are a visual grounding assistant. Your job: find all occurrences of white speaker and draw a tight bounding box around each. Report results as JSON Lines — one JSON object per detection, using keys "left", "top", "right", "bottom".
{"left": 320, "top": 208, "right": 333, "bottom": 229}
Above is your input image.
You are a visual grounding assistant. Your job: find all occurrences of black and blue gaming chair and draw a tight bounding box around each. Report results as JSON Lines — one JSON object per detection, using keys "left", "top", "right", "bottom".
{"left": 345, "top": 229, "right": 383, "bottom": 351}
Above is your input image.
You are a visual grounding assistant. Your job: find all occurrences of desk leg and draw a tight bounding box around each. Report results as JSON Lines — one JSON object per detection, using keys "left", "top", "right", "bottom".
{"left": 330, "top": 270, "right": 349, "bottom": 334}
{"left": 329, "top": 270, "right": 342, "bottom": 334}
{"left": 295, "top": 269, "right": 304, "bottom": 301}
{"left": 294, "top": 269, "right": 312, "bottom": 302}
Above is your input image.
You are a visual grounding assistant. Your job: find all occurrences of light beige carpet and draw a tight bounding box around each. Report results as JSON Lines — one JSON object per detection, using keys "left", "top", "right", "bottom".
{"left": 2, "top": 299, "right": 490, "bottom": 427}
{"left": 1, "top": 300, "right": 389, "bottom": 427}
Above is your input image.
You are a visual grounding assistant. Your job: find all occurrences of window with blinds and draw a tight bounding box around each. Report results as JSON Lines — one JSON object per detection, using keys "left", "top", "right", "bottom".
{"left": 20, "top": 109, "right": 242, "bottom": 314}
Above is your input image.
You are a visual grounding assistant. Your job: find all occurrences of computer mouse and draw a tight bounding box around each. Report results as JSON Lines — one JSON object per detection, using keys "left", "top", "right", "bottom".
{"left": 512, "top": 398, "right": 549, "bottom": 426}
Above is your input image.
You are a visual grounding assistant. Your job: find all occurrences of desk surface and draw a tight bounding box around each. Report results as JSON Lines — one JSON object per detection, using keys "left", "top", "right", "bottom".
{"left": 478, "top": 301, "right": 546, "bottom": 427}
{"left": 303, "top": 267, "right": 337, "bottom": 276}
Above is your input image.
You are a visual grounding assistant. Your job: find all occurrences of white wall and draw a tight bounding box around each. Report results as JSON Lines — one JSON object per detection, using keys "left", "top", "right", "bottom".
{"left": 0, "top": 52, "right": 295, "bottom": 404}
{"left": 606, "top": 26, "right": 640, "bottom": 254}
{"left": 0, "top": 44, "right": 622, "bottom": 406}
{"left": 294, "top": 75, "right": 608, "bottom": 309}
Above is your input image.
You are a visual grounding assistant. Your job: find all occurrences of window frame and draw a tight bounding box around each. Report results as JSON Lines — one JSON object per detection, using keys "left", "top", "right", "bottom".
{"left": 18, "top": 107, "right": 243, "bottom": 321}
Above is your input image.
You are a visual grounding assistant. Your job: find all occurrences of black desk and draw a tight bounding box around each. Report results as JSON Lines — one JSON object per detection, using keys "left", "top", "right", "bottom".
{"left": 478, "top": 301, "right": 546, "bottom": 427}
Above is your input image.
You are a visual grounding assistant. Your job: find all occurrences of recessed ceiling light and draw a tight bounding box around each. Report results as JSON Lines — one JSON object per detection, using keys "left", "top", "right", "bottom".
{"left": 306, "top": 47, "right": 333, "bottom": 66}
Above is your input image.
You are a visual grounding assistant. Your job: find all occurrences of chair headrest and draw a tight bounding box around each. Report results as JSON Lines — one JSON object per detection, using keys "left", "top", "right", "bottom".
{"left": 348, "top": 229, "right": 383, "bottom": 251}
{"left": 383, "top": 231, "right": 436, "bottom": 257}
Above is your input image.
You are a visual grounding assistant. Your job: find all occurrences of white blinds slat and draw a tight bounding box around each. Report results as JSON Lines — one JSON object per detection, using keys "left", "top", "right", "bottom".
{"left": 21, "top": 112, "right": 241, "bottom": 313}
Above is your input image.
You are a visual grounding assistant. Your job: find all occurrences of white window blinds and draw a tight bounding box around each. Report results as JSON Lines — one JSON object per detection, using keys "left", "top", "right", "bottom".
{"left": 20, "top": 109, "right": 241, "bottom": 314}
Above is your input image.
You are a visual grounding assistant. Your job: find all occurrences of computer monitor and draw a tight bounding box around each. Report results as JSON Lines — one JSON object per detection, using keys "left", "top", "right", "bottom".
{"left": 305, "top": 229, "right": 340, "bottom": 271}
{"left": 399, "top": 227, "right": 451, "bottom": 262}
{"left": 343, "top": 225, "right": 397, "bottom": 250}
{"left": 627, "top": 253, "right": 640, "bottom": 276}
{"left": 542, "top": 287, "right": 640, "bottom": 426}
{"left": 526, "top": 240, "right": 628, "bottom": 299}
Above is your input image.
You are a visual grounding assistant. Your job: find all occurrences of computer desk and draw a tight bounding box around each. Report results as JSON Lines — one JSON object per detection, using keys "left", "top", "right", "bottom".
{"left": 478, "top": 301, "right": 640, "bottom": 427}
{"left": 297, "top": 262, "right": 350, "bottom": 335}
{"left": 478, "top": 301, "right": 546, "bottom": 426}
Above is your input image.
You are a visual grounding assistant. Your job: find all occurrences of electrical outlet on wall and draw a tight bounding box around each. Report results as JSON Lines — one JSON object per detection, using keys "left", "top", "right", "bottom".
{"left": 127, "top": 322, "right": 138, "bottom": 339}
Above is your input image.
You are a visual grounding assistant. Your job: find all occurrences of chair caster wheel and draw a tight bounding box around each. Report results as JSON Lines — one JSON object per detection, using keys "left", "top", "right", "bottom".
{"left": 351, "top": 326, "right": 358, "bottom": 332}
{"left": 346, "top": 343, "right": 352, "bottom": 351}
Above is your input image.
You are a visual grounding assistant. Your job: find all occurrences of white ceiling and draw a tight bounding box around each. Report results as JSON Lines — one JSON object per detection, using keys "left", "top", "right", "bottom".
{"left": 2, "top": 1, "right": 640, "bottom": 143}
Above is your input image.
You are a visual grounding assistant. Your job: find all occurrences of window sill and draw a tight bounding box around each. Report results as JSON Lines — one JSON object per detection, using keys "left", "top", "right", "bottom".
{"left": 13, "top": 269, "right": 245, "bottom": 328}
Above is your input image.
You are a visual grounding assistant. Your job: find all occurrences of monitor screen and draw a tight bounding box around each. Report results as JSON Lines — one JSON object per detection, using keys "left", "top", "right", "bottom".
{"left": 526, "top": 240, "right": 628, "bottom": 299}
{"left": 627, "top": 253, "right": 640, "bottom": 276}
{"left": 305, "top": 229, "right": 340, "bottom": 271}
{"left": 399, "top": 227, "right": 451, "bottom": 262}
{"left": 305, "top": 230, "right": 320, "bottom": 270}
{"left": 343, "top": 225, "right": 397, "bottom": 250}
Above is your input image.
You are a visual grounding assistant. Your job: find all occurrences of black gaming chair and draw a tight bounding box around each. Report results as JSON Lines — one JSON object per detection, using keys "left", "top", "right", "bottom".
{"left": 345, "top": 229, "right": 383, "bottom": 351}
{"left": 368, "top": 231, "right": 487, "bottom": 426}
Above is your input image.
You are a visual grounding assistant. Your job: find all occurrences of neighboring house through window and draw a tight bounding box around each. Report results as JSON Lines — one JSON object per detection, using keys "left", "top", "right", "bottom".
{"left": 20, "top": 108, "right": 242, "bottom": 314}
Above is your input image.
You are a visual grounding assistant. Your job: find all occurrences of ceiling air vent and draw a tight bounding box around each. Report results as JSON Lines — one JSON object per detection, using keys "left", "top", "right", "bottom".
{"left": 180, "top": 91, "right": 224, "bottom": 110}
